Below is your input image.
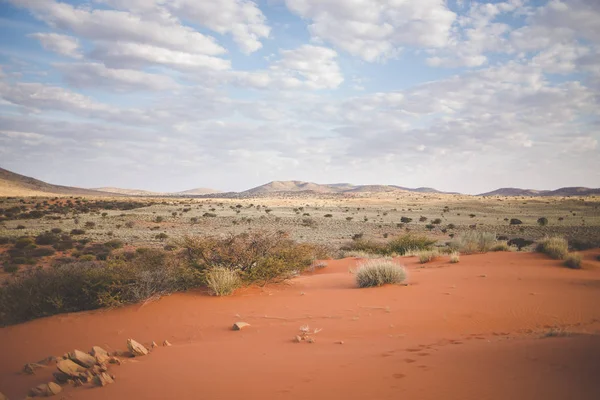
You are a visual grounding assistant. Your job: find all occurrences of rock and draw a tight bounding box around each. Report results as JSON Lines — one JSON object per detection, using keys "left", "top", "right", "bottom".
{"left": 0, "top": 391, "right": 8, "bottom": 400}
{"left": 56, "top": 359, "right": 87, "bottom": 378}
{"left": 335, "top": 341, "right": 344, "bottom": 344}
{"left": 92, "top": 372, "right": 115, "bottom": 387}
{"left": 69, "top": 349, "right": 97, "bottom": 368}
{"left": 29, "top": 382, "right": 62, "bottom": 397}
{"left": 126, "top": 339, "right": 148, "bottom": 356}
{"left": 232, "top": 322, "right": 250, "bottom": 331}
{"left": 94, "top": 352, "right": 110, "bottom": 365}
{"left": 23, "top": 363, "right": 46, "bottom": 375}
{"left": 108, "top": 357, "right": 121, "bottom": 365}
{"left": 37, "top": 356, "right": 59, "bottom": 366}
{"left": 162, "top": 340, "right": 172, "bottom": 347}
{"left": 52, "top": 371, "right": 70, "bottom": 384}
{"left": 90, "top": 346, "right": 109, "bottom": 357}
{"left": 151, "top": 341, "right": 158, "bottom": 348}
{"left": 307, "top": 337, "right": 316, "bottom": 343}
{"left": 293, "top": 335, "right": 302, "bottom": 343}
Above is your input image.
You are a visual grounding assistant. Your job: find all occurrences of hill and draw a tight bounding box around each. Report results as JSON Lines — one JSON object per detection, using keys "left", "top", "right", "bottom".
{"left": 0, "top": 167, "right": 117, "bottom": 197}
{"left": 479, "top": 187, "right": 600, "bottom": 197}
{"left": 242, "top": 181, "right": 454, "bottom": 195}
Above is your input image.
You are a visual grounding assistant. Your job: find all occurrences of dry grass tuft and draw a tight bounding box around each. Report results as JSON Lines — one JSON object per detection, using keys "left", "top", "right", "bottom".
{"left": 355, "top": 259, "right": 407, "bottom": 288}
{"left": 449, "top": 251, "right": 460, "bottom": 263}
{"left": 563, "top": 253, "right": 582, "bottom": 269}
{"left": 417, "top": 249, "right": 439, "bottom": 264}
{"left": 205, "top": 267, "right": 241, "bottom": 296}
{"left": 536, "top": 236, "right": 569, "bottom": 260}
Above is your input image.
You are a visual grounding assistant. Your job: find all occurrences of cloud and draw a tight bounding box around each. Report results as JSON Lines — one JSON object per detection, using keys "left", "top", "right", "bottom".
{"left": 28, "top": 33, "right": 82, "bottom": 58}
{"left": 56, "top": 62, "right": 179, "bottom": 91}
{"left": 284, "top": 0, "right": 456, "bottom": 61}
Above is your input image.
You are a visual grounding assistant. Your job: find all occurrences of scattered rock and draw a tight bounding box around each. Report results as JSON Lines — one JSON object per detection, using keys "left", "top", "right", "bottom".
{"left": 94, "top": 352, "right": 110, "bottom": 365}
{"left": 37, "top": 356, "right": 59, "bottom": 366}
{"left": 127, "top": 339, "right": 148, "bottom": 356}
{"left": 69, "top": 349, "right": 97, "bottom": 368}
{"left": 92, "top": 372, "right": 115, "bottom": 387}
{"left": 293, "top": 336, "right": 302, "bottom": 343}
{"left": 29, "top": 382, "right": 62, "bottom": 397}
{"left": 0, "top": 391, "right": 8, "bottom": 400}
{"left": 232, "top": 322, "right": 250, "bottom": 331}
{"left": 307, "top": 337, "right": 316, "bottom": 343}
{"left": 335, "top": 341, "right": 344, "bottom": 344}
{"left": 23, "top": 363, "right": 46, "bottom": 375}
{"left": 108, "top": 357, "right": 122, "bottom": 365}
{"left": 56, "top": 359, "right": 87, "bottom": 378}
{"left": 162, "top": 340, "right": 172, "bottom": 347}
{"left": 52, "top": 371, "right": 70, "bottom": 384}
{"left": 151, "top": 341, "right": 158, "bottom": 348}
{"left": 91, "top": 346, "right": 109, "bottom": 357}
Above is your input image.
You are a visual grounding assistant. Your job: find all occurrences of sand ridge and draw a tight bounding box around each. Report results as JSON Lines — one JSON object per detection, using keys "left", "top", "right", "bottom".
{"left": 1, "top": 250, "right": 599, "bottom": 399}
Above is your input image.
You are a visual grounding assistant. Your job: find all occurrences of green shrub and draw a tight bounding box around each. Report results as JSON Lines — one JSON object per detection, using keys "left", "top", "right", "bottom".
{"left": 537, "top": 217, "right": 548, "bottom": 226}
{"left": 3, "top": 264, "right": 19, "bottom": 273}
{"left": 564, "top": 253, "right": 582, "bottom": 269}
{"left": 14, "top": 237, "right": 34, "bottom": 249}
{"left": 205, "top": 267, "right": 241, "bottom": 296}
{"left": 355, "top": 260, "right": 407, "bottom": 288}
{"left": 340, "top": 239, "right": 388, "bottom": 255}
{"left": 387, "top": 234, "right": 435, "bottom": 255}
{"left": 70, "top": 229, "right": 86, "bottom": 235}
{"left": 536, "top": 236, "right": 568, "bottom": 260}
{"left": 104, "top": 239, "right": 124, "bottom": 249}
{"left": 451, "top": 231, "right": 497, "bottom": 254}
{"left": 491, "top": 241, "right": 511, "bottom": 252}
{"left": 79, "top": 254, "right": 96, "bottom": 261}
{"left": 31, "top": 247, "right": 56, "bottom": 257}
{"left": 35, "top": 232, "right": 60, "bottom": 245}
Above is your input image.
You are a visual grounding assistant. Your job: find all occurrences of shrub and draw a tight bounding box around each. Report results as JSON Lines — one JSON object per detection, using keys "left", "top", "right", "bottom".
{"left": 507, "top": 238, "right": 534, "bottom": 250}
{"left": 51, "top": 228, "right": 62, "bottom": 234}
{"left": 509, "top": 218, "right": 522, "bottom": 225}
{"left": 155, "top": 233, "right": 169, "bottom": 241}
{"left": 432, "top": 218, "right": 442, "bottom": 225}
{"left": 14, "top": 237, "right": 34, "bottom": 249}
{"left": 491, "top": 241, "right": 511, "bottom": 252}
{"left": 340, "top": 239, "right": 388, "bottom": 255}
{"left": 180, "top": 231, "right": 329, "bottom": 286}
{"left": 202, "top": 213, "right": 217, "bottom": 218}
{"left": 35, "top": 232, "right": 60, "bottom": 245}
{"left": 355, "top": 260, "right": 407, "bottom": 288}
{"left": 536, "top": 236, "right": 568, "bottom": 260}
{"left": 324, "top": 214, "right": 333, "bottom": 218}
{"left": 125, "top": 221, "right": 135, "bottom": 228}
{"left": 70, "top": 229, "right": 86, "bottom": 235}
{"left": 400, "top": 217, "right": 412, "bottom": 223}
{"left": 537, "top": 217, "right": 548, "bottom": 226}
{"left": 417, "top": 250, "right": 438, "bottom": 263}
{"left": 387, "top": 234, "right": 436, "bottom": 255}
{"left": 16, "top": 225, "right": 25, "bottom": 230}
{"left": 84, "top": 221, "right": 96, "bottom": 228}
{"left": 3, "top": 264, "right": 19, "bottom": 273}
{"left": 451, "top": 231, "right": 497, "bottom": 254}
{"left": 564, "top": 253, "right": 582, "bottom": 269}
{"left": 205, "top": 267, "right": 241, "bottom": 296}
{"left": 104, "top": 239, "right": 124, "bottom": 249}
{"left": 154, "top": 216, "right": 164, "bottom": 223}
{"left": 31, "top": 247, "right": 56, "bottom": 257}
{"left": 449, "top": 251, "right": 460, "bottom": 263}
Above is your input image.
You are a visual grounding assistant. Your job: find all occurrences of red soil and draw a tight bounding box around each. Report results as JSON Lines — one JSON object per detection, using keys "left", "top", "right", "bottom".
{"left": 1, "top": 251, "right": 600, "bottom": 399}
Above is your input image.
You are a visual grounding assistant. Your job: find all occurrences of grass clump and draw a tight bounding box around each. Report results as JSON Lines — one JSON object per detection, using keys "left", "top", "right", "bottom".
{"left": 563, "top": 253, "right": 582, "bottom": 269}
{"left": 417, "top": 249, "right": 439, "bottom": 264}
{"left": 536, "top": 236, "right": 568, "bottom": 260}
{"left": 491, "top": 241, "right": 511, "bottom": 252}
{"left": 205, "top": 267, "right": 241, "bottom": 296}
{"left": 340, "top": 234, "right": 435, "bottom": 257}
{"left": 449, "top": 251, "right": 460, "bottom": 263}
{"left": 355, "top": 260, "right": 407, "bottom": 288}
{"left": 451, "top": 231, "right": 497, "bottom": 254}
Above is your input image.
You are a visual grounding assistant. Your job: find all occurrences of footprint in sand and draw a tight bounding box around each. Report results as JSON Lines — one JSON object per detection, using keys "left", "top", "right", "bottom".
{"left": 404, "top": 358, "right": 417, "bottom": 363}
{"left": 393, "top": 373, "right": 406, "bottom": 379}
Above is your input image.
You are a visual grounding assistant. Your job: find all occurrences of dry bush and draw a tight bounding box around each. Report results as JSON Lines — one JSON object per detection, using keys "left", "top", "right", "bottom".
{"left": 451, "top": 231, "right": 498, "bottom": 254}
{"left": 449, "top": 251, "right": 460, "bottom": 263}
{"left": 563, "top": 253, "right": 582, "bottom": 269}
{"left": 180, "top": 231, "right": 330, "bottom": 286}
{"left": 355, "top": 260, "right": 407, "bottom": 288}
{"left": 340, "top": 234, "right": 435, "bottom": 257}
{"left": 417, "top": 249, "right": 439, "bottom": 264}
{"left": 491, "top": 241, "right": 511, "bottom": 252}
{"left": 536, "top": 236, "right": 568, "bottom": 260}
{"left": 205, "top": 267, "right": 241, "bottom": 296}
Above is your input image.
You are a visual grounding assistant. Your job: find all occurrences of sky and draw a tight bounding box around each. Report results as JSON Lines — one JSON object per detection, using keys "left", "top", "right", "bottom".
{"left": 0, "top": 0, "right": 599, "bottom": 194}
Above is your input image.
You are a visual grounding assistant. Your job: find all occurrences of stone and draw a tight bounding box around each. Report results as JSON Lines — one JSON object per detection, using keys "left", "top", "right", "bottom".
{"left": 162, "top": 340, "right": 172, "bottom": 347}
{"left": 126, "top": 339, "right": 148, "bottom": 356}
{"left": 52, "top": 371, "right": 70, "bottom": 384}
{"left": 90, "top": 346, "right": 109, "bottom": 357}
{"left": 23, "top": 363, "right": 46, "bottom": 375}
{"left": 293, "top": 335, "right": 302, "bottom": 343}
{"left": 69, "top": 349, "right": 97, "bottom": 368}
{"left": 92, "top": 372, "right": 115, "bottom": 387}
{"left": 94, "top": 352, "right": 110, "bottom": 365}
{"left": 37, "top": 356, "right": 59, "bottom": 366}
{"left": 0, "top": 391, "right": 8, "bottom": 400}
{"left": 29, "top": 382, "right": 62, "bottom": 397}
{"left": 151, "top": 341, "right": 158, "bottom": 348}
{"left": 108, "top": 357, "right": 121, "bottom": 365}
{"left": 56, "top": 359, "right": 87, "bottom": 378}
{"left": 232, "top": 322, "right": 250, "bottom": 331}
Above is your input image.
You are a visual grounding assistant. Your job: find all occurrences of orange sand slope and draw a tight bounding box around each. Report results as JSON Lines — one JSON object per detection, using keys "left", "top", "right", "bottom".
{"left": 1, "top": 251, "right": 600, "bottom": 399}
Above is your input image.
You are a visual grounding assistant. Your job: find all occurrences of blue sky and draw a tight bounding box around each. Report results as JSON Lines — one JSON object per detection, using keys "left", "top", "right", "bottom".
{"left": 0, "top": 0, "right": 598, "bottom": 194}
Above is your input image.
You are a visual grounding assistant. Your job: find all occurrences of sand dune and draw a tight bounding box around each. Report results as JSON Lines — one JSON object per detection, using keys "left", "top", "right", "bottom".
{"left": 1, "top": 251, "right": 599, "bottom": 399}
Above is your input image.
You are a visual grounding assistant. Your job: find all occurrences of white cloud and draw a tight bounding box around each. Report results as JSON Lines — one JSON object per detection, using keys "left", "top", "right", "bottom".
{"left": 28, "top": 33, "right": 82, "bottom": 58}
{"left": 56, "top": 62, "right": 179, "bottom": 91}
{"left": 284, "top": 0, "right": 456, "bottom": 61}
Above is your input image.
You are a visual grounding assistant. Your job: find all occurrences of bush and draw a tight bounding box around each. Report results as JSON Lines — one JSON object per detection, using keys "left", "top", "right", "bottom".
{"left": 180, "top": 231, "right": 329, "bottom": 286}
{"left": 400, "top": 217, "right": 412, "bottom": 223}
{"left": 205, "top": 267, "right": 241, "bottom": 296}
{"left": 537, "top": 217, "right": 548, "bottom": 226}
{"left": 3, "top": 264, "right": 19, "bottom": 273}
{"left": 387, "top": 234, "right": 436, "bottom": 255}
{"left": 104, "top": 239, "right": 124, "bottom": 249}
{"left": 0, "top": 250, "right": 199, "bottom": 326}
{"left": 564, "top": 253, "right": 582, "bottom": 269}
{"left": 70, "top": 229, "right": 86, "bottom": 235}
{"left": 491, "top": 241, "right": 511, "bottom": 252}
{"left": 449, "top": 251, "right": 460, "bottom": 263}
{"left": 509, "top": 218, "right": 523, "bottom": 225}
{"left": 35, "top": 232, "right": 60, "bottom": 245}
{"left": 536, "top": 236, "right": 568, "bottom": 260}
{"left": 451, "top": 231, "right": 498, "bottom": 254}
{"left": 14, "top": 237, "right": 34, "bottom": 249}
{"left": 340, "top": 239, "right": 387, "bottom": 255}
{"left": 31, "top": 247, "right": 56, "bottom": 257}
{"left": 417, "top": 250, "right": 438, "bottom": 263}
{"left": 202, "top": 213, "right": 217, "bottom": 218}
{"left": 507, "top": 238, "right": 534, "bottom": 250}
{"left": 355, "top": 260, "right": 407, "bottom": 288}
{"left": 51, "top": 228, "right": 62, "bottom": 234}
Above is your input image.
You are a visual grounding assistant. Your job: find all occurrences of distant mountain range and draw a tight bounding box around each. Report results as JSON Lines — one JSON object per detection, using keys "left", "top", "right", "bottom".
{"left": 478, "top": 187, "right": 600, "bottom": 197}
{"left": 1, "top": 167, "right": 598, "bottom": 198}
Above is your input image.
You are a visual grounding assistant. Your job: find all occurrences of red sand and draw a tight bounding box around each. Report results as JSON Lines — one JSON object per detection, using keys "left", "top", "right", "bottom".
{"left": 1, "top": 251, "right": 600, "bottom": 399}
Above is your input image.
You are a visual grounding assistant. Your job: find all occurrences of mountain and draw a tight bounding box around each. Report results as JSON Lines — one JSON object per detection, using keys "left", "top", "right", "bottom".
{"left": 92, "top": 187, "right": 164, "bottom": 196}
{"left": 478, "top": 187, "right": 600, "bottom": 197}
{"left": 242, "top": 181, "right": 454, "bottom": 195}
{"left": 0, "top": 167, "right": 118, "bottom": 197}
{"left": 176, "top": 188, "right": 222, "bottom": 195}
